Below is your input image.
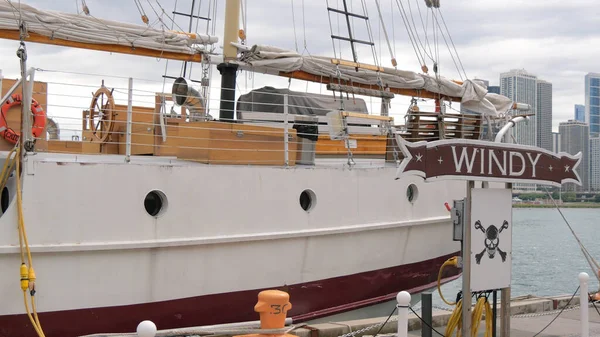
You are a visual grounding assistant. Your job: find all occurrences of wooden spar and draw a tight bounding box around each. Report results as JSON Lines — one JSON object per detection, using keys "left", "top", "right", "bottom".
{"left": 278, "top": 69, "right": 463, "bottom": 102}
{"left": 0, "top": 29, "right": 203, "bottom": 63}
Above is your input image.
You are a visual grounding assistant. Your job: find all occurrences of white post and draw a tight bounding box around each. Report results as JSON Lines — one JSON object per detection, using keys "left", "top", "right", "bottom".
{"left": 283, "top": 94, "right": 289, "bottom": 167}
{"left": 580, "top": 272, "right": 590, "bottom": 337}
{"left": 396, "top": 291, "right": 410, "bottom": 337}
{"left": 125, "top": 77, "right": 133, "bottom": 163}
{"left": 136, "top": 320, "right": 157, "bottom": 337}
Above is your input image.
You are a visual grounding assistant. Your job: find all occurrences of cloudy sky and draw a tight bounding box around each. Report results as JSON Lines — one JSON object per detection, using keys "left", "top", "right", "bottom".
{"left": 0, "top": 0, "right": 598, "bottom": 137}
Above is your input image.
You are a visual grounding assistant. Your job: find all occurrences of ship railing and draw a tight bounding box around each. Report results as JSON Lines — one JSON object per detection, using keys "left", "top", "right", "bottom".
{"left": 0, "top": 68, "right": 481, "bottom": 167}
{"left": 399, "top": 109, "right": 483, "bottom": 142}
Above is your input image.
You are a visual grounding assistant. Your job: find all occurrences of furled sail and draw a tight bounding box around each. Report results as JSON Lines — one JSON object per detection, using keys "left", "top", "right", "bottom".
{"left": 0, "top": 2, "right": 218, "bottom": 55}
{"left": 238, "top": 44, "right": 515, "bottom": 117}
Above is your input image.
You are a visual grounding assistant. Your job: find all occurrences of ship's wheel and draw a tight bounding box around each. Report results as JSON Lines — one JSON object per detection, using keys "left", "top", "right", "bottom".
{"left": 89, "top": 84, "right": 115, "bottom": 142}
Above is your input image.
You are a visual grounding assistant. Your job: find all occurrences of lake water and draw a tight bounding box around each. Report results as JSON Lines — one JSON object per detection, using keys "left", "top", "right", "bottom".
{"left": 428, "top": 207, "right": 600, "bottom": 310}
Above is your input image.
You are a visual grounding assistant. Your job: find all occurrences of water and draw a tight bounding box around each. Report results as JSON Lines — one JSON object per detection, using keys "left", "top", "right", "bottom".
{"left": 428, "top": 207, "right": 600, "bottom": 310}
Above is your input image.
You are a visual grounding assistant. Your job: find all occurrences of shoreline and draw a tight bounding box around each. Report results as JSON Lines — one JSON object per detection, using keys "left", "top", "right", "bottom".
{"left": 513, "top": 203, "right": 600, "bottom": 208}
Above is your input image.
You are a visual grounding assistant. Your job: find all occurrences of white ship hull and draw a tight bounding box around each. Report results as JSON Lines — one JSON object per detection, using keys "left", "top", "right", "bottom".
{"left": 0, "top": 152, "right": 464, "bottom": 337}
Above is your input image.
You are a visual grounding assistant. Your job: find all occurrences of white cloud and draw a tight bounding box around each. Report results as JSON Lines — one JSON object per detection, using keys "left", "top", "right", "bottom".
{"left": 0, "top": 0, "right": 596, "bottom": 138}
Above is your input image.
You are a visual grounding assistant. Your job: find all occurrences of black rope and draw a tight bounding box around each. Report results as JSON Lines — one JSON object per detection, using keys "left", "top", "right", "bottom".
{"left": 371, "top": 305, "right": 397, "bottom": 337}
{"left": 408, "top": 306, "right": 445, "bottom": 337}
{"left": 532, "top": 285, "right": 580, "bottom": 337}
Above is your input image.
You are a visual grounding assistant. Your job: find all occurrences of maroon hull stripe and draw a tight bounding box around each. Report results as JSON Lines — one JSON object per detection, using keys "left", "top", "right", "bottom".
{"left": 0, "top": 252, "right": 460, "bottom": 337}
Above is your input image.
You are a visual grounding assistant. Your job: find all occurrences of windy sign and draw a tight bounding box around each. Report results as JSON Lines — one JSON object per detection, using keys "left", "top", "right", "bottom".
{"left": 394, "top": 136, "right": 582, "bottom": 187}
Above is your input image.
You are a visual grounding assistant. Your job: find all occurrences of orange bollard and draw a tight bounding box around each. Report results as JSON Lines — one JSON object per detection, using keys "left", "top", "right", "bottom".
{"left": 235, "top": 290, "right": 296, "bottom": 337}
{"left": 255, "top": 290, "right": 292, "bottom": 329}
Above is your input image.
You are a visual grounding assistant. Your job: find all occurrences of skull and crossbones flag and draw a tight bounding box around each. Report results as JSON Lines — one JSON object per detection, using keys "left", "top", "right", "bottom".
{"left": 470, "top": 188, "right": 512, "bottom": 292}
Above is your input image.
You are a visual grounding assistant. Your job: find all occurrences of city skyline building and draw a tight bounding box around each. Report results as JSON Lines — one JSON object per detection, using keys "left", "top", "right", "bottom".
{"left": 488, "top": 85, "right": 500, "bottom": 94}
{"left": 537, "top": 80, "right": 553, "bottom": 152}
{"left": 500, "top": 69, "right": 538, "bottom": 147}
{"left": 575, "top": 104, "right": 585, "bottom": 122}
{"left": 584, "top": 73, "right": 600, "bottom": 137}
{"left": 552, "top": 132, "right": 561, "bottom": 153}
{"left": 559, "top": 120, "right": 589, "bottom": 191}
{"left": 591, "top": 137, "right": 600, "bottom": 191}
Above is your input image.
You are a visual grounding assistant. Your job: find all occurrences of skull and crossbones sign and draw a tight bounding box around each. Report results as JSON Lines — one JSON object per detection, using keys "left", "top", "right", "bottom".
{"left": 474, "top": 220, "right": 509, "bottom": 264}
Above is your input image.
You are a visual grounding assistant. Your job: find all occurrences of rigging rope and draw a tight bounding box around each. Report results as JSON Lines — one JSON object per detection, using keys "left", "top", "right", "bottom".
{"left": 393, "top": 0, "right": 427, "bottom": 72}
{"left": 436, "top": 7, "right": 467, "bottom": 79}
{"left": 325, "top": 0, "right": 338, "bottom": 59}
{"left": 542, "top": 186, "right": 600, "bottom": 284}
{"left": 414, "top": 0, "right": 435, "bottom": 64}
{"left": 430, "top": 7, "right": 464, "bottom": 80}
{"left": 374, "top": 0, "right": 397, "bottom": 68}
{"left": 291, "top": 0, "right": 299, "bottom": 52}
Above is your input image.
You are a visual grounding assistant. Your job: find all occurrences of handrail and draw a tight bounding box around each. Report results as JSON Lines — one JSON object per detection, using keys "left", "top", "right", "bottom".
{"left": 494, "top": 116, "right": 529, "bottom": 143}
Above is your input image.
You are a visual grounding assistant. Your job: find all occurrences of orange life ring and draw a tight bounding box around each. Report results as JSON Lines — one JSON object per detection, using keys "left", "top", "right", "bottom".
{"left": 0, "top": 93, "right": 46, "bottom": 144}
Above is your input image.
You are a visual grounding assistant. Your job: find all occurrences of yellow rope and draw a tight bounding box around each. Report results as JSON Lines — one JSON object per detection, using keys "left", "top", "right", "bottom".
{"left": 2, "top": 145, "right": 46, "bottom": 337}
{"left": 437, "top": 256, "right": 493, "bottom": 337}
{"left": 437, "top": 256, "right": 458, "bottom": 306}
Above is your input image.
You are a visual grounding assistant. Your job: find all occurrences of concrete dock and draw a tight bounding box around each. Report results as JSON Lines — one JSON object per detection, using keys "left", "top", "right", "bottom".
{"left": 292, "top": 294, "right": 600, "bottom": 337}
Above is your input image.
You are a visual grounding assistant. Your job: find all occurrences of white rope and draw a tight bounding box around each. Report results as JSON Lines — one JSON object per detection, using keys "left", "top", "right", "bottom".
{"left": 374, "top": 0, "right": 396, "bottom": 68}
{"left": 291, "top": 0, "right": 299, "bottom": 52}
{"left": 301, "top": 0, "right": 307, "bottom": 51}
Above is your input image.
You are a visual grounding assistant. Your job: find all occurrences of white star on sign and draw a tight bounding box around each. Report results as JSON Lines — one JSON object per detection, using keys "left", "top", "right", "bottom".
{"left": 438, "top": 156, "right": 443, "bottom": 164}
{"left": 415, "top": 153, "right": 423, "bottom": 162}
{"left": 548, "top": 165, "right": 553, "bottom": 172}
{"left": 565, "top": 165, "right": 570, "bottom": 172}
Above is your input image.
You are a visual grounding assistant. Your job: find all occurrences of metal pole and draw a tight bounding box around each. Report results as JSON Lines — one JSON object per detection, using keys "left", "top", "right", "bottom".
{"left": 283, "top": 94, "right": 289, "bottom": 167}
{"left": 125, "top": 77, "right": 133, "bottom": 163}
{"left": 501, "top": 182, "right": 512, "bottom": 337}
{"left": 580, "top": 272, "right": 590, "bottom": 337}
{"left": 461, "top": 180, "right": 474, "bottom": 337}
{"left": 492, "top": 290, "right": 497, "bottom": 337}
{"left": 421, "top": 291, "right": 432, "bottom": 337}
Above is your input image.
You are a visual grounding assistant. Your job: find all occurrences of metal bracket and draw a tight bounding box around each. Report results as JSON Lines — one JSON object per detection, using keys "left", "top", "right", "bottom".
{"left": 451, "top": 198, "right": 466, "bottom": 242}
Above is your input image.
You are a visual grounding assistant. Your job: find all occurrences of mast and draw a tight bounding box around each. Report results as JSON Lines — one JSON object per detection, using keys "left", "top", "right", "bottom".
{"left": 216, "top": 0, "right": 240, "bottom": 122}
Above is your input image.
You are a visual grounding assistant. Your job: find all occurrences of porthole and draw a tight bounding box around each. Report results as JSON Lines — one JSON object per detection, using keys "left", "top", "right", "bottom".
{"left": 406, "top": 184, "right": 419, "bottom": 203}
{"left": 1, "top": 187, "right": 8, "bottom": 213}
{"left": 144, "top": 190, "right": 168, "bottom": 217}
{"left": 299, "top": 189, "right": 316, "bottom": 212}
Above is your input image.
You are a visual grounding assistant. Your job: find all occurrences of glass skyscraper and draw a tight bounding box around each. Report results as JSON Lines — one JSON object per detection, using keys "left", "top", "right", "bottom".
{"left": 584, "top": 73, "right": 600, "bottom": 137}
{"left": 575, "top": 104, "right": 585, "bottom": 122}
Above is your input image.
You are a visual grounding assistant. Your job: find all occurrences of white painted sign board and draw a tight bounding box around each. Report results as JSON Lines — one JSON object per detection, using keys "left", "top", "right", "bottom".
{"left": 470, "top": 188, "right": 512, "bottom": 292}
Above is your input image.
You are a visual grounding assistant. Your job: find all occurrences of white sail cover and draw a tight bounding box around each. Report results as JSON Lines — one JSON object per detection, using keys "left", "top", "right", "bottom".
{"left": 239, "top": 44, "right": 515, "bottom": 117}
{"left": 0, "top": 2, "right": 218, "bottom": 54}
